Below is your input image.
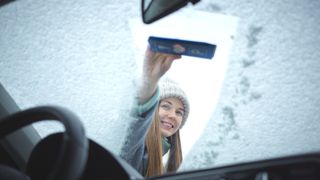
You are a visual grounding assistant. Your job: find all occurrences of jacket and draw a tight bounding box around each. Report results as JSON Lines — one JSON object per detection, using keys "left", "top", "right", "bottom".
{"left": 120, "top": 88, "right": 167, "bottom": 175}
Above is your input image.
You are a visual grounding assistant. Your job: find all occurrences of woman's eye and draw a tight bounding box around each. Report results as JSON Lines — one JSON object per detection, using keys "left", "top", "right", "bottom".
{"left": 176, "top": 111, "right": 184, "bottom": 117}
{"left": 160, "top": 104, "right": 170, "bottom": 110}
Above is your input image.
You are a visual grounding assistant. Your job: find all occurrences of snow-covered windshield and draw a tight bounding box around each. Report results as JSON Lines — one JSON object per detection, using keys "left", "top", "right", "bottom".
{"left": 1, "top": 0, "right": 320, "bottom": 175}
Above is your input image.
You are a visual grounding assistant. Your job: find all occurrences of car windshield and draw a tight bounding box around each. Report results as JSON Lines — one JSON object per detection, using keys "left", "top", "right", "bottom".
{"left": 1, "top": 0, "right": 320, "bottom": 177}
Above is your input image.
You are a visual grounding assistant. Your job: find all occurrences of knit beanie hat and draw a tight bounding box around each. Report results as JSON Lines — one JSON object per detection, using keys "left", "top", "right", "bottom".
{"left": 159, "top": 78, "right": 190, "bottom": 129}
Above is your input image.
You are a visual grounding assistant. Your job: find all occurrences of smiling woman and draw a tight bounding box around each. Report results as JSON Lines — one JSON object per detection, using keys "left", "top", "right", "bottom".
{"left": 119, "top": 47, "right": 191, "bottom": 177}
{"left": 130, "top": 9, "right": 238, "bottom": 161}
{"left": 158, "top": 79, "right": 190, "bottom": 132}
{"left": 159, "top": 98, "right": 184, "bottom": 137}
{"left": 1, "top": 0, "right": 320, "bottom": 179}
{"left": 145, "top": 79, "right": 189, "bottom": 177}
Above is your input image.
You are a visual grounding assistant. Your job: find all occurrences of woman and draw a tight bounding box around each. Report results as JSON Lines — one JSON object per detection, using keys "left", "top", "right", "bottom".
{"left": 120, "top": 47, "right": 190, "bottom": 177}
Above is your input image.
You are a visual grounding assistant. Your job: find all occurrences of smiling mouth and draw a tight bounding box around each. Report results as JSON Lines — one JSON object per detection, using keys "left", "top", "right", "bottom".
{"left": 161, "top": 121, "right": 174, "bottom": 129}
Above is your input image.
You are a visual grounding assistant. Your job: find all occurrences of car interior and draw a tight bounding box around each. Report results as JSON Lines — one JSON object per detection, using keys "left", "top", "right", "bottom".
{"left": 1, "top": 0, "right": 320, "bottom": 180}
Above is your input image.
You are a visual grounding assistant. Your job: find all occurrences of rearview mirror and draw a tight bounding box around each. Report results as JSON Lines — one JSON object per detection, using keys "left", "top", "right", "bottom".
{"left": 141, "top": 0, "right": 200, "bottom": 24}
{"left": 0, "top": 0, "right": 15, "bottom": 8}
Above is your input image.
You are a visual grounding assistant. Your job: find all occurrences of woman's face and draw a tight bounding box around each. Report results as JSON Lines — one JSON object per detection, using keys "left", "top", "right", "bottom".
{"left": 158, "top": 97, "right": 184, "bottom": 137}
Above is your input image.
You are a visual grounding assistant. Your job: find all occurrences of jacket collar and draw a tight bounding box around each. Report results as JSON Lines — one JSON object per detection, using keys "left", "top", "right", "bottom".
{"left": 162, "top": 137, "right": 170, "bottom": 155}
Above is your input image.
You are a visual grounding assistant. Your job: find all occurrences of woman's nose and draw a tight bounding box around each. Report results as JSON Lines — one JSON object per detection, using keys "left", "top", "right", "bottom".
{"left": 167, "top": 110, "right": 177, "bottom": 119}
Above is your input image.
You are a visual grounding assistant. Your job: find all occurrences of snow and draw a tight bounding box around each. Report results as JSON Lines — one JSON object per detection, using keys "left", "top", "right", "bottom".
{"left": 1, "top": 0, "right": 320, "bottom": 174}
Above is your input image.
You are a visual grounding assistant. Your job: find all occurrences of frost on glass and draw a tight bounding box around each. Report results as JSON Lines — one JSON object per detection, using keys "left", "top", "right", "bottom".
{"left": 180, "top": 0, "right": 320, "bottom": 172}
{"left": 1, "top": 0, "right": 320, "bottom": 175}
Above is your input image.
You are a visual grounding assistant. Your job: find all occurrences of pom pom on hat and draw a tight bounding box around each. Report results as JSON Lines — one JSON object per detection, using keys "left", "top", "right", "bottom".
{"left": 159, "top": 78, "right": 190, "bottom": 129}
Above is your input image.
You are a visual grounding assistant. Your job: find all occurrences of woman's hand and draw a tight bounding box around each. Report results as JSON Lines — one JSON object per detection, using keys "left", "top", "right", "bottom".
{"left": 138, "top": 47, "right": 181, "bottom": 104}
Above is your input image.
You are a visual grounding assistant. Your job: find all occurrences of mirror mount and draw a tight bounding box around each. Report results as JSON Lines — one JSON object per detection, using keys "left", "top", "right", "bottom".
{"left": 0, "top": 0, "right": 16, "bottom": 8}
{"left": 142, "top": 0, "right": 201, "bottom": 24}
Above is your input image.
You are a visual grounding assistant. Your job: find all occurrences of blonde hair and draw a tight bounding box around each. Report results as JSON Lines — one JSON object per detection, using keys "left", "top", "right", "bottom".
{"left": 144, "top": 105, "right": 183, "bottom": 177}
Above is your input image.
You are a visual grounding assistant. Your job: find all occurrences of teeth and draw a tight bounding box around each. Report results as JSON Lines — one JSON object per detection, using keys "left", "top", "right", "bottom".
{"left": 162, "top": 121, "right": 173, "bottom": 129}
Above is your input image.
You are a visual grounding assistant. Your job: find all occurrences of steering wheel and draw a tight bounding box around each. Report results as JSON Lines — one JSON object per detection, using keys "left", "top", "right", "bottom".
{"left": 0, "top": 106, "right": 88, "bottom": 180}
